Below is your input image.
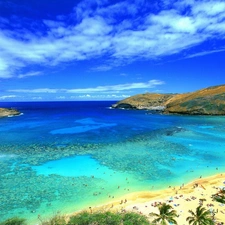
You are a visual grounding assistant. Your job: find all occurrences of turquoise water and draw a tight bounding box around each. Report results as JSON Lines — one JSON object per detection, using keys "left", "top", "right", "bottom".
{"left": 0, "top": 101, "right": 225, "bottom": 224}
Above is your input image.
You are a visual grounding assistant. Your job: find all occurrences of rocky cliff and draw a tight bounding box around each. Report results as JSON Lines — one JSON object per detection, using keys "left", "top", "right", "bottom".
{"left": 112, "top": 84, "right": 225, "bottom": 115}
{"left": 0, "top": 108, "right": 21, "bottom": 118}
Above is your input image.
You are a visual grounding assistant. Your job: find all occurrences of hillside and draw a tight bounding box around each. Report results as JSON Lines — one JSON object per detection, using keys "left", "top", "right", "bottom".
{"left": 112, "top": 93, "right": 176, "bottom": 110}
{"left": 112, "top": 84, "right": 225, "bottom": 115}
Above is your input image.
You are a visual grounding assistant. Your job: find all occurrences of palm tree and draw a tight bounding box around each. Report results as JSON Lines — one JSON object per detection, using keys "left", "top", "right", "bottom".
{"left": 149, "top": 203, "right": 178, "bottom": 225}
{"left": 212, "top": 188, "right": 225, "bottom": 204}
{"left": 218, "top": 188, "right": 225, "bottom": 195}
{"left": 186, "top": 205, "right": 214, "bottom": 225}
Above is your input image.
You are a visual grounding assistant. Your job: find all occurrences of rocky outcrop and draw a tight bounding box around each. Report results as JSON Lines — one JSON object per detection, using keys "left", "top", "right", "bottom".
{"left": 112, "top": 84, "right": 225, "bottom": 115}
{"left": 112, "top": 93, "right": 175, "bottom": 110}
{"left": 0, "top": 108, "right": 21, "bottom": 118}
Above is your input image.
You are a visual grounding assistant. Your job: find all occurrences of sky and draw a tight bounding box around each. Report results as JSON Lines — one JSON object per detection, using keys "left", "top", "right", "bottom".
{"left": 0, "top": 0, "right": 225, "bottom": 101}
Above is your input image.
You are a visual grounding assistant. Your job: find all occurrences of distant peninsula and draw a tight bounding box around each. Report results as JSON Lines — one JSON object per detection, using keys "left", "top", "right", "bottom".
{"left": 112, "top": 84, "right": 225, "bottom": 115}
{"left": 0, "top": 108, "right": 21, "bottom": 118}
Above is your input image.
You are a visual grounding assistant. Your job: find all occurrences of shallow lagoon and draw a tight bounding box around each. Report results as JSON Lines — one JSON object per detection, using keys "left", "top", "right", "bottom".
{"left": 0, "top": 101, "right": 225, "bottom": 223}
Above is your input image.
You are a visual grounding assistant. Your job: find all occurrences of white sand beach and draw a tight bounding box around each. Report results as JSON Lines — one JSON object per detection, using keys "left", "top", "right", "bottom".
{"left": 80, "top": 173, "right": 225, "bottom": 224}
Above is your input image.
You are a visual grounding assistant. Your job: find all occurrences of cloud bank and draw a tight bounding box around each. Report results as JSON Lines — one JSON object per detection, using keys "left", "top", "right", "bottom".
{"left": 0, "top": 0, "right": 225, "bottom": 78}
{"left": 5, "top": 79, "right": 164, "bottom": 101}
{"left": 9, "top": 79, "right": 164, "bottom": 93}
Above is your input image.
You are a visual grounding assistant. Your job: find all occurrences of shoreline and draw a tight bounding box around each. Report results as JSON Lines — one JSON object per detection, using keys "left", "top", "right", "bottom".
{"left": 67, "top": 173, "right": 225, "bottom": 224}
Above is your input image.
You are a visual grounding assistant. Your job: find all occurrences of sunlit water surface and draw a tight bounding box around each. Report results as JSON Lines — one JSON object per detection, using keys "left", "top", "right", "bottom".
{"left": 0, "top": 101, "right": 225, "bottom": 223}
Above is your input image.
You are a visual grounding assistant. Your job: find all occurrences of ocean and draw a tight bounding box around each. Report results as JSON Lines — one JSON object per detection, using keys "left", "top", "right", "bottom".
{"left": 0, "top": 101, "right": 225, "bottom": 223}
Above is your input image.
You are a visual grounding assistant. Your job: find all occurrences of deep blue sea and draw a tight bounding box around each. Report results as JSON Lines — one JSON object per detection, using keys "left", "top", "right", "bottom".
{"left": 1, "top": 101, "right": 225, "bottom": 224}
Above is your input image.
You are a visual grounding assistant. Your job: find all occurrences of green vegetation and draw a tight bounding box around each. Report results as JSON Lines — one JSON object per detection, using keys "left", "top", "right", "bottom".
{"left": 122, "top": 212, "right": 150, "bottom": 225}
{"left": 68, "top": 211, "right": 121, "bottom": 225}
{"left": 186, "top": 206, "right": 214, "bottom": 225}
{"left": 41, "top": 215, "right": 67, "bottom": 225}
{"left": 212, "top": 188, "right": 225, "bottom": 204}
{"left": 149, "top": 203, "right": 178, "bottom": 225}
{"left": 212, "top": 194, "right": 225, "bottom": 204}
{"left": 1, "top": 204, "right": 220, "bottom": 225}
{"left": 0, "top": 211, "right": 151, "bottom": 225}
{"left": 0, "top": 217, "right": 26, "bottom": 225}
{"left": 68, "top": 211, "right": 150, "bottom": 225}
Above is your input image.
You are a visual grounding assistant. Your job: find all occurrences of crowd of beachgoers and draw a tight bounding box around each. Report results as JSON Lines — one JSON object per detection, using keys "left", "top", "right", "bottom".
{"left": 79, "top": 173, "right": 225, "bottom": 224}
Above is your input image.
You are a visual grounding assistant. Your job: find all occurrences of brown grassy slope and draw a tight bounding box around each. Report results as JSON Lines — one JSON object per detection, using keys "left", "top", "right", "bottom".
{"left": 113, "top": 93, "right": 175, "bottom": 109}
{"left": 165, "top": 84, "right": 225, "bottom": 115}
{"left": 113, "top": 84, "right": 225, "bottom": 115}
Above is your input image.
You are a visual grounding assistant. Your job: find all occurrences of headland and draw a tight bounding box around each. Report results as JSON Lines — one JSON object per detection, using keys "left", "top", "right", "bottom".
{"left": 0, "top": 108, "right": 21, "bottom": 118}
{"left": 112, "top": 84, "right": 225, "bottom": 115}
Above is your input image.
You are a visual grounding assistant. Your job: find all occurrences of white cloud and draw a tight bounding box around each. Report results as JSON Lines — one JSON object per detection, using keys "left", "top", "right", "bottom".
{"left": 185, "top": 48, "right": 225, "bottom": 58}
{"left": 0, "top": 0, "right": 225, "bottom": 78}
{"left": 66, "top": 80, "right": 164, "bottom": 93}
{"left": 75, "top": 94, "right": 131, "bottom": 99}
{"left": 8, "top": 79, "right": 164, "bottom": 94}
{"left": 77, "top": 94, "right": 91, "bottom": 98}
{"left": 56, "top": 96, "right": 66, "bottom": 99}
{"left": 0, "top": 58, "right": 11, "bottom": 78}
{"left": 0, "top": 95, "right": 17, "bottom": 100}
{"left": 193, "top": 1, "right": 225, "bottom": 16}
{"left": 9, "top": 88, "right": 59, "bottom": 93}
{"left": 32, "top": 97, "right": 43, "bottom": 100}
{"left": 18, "top": 71, "right": 42, "bottom": 78}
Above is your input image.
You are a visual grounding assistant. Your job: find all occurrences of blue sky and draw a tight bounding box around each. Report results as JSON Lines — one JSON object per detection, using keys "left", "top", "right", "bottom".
{"left": 0, "top": 0, "right": 225, "bottom": 101}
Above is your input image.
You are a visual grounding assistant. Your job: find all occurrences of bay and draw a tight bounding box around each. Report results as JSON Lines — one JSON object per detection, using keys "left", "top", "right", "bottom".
{"left": 0, "top": 101, "right": 225, "bottom": 223}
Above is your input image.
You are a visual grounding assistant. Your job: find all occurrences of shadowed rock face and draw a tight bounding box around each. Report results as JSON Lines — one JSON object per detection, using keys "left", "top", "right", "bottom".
{"left": 112, "top": 84, "right": 225, "bottom": 115}
{"left": 0, "top": 108, "right": 21, "bottom": 118}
